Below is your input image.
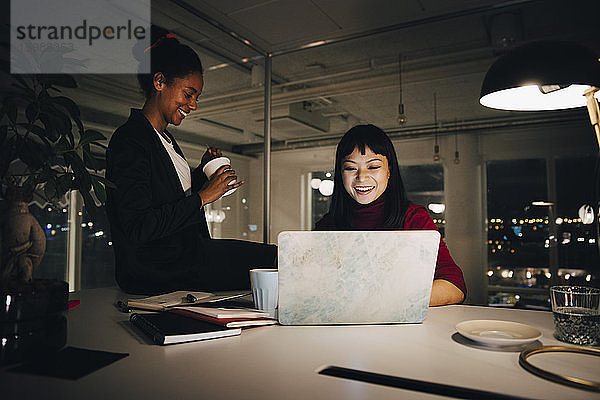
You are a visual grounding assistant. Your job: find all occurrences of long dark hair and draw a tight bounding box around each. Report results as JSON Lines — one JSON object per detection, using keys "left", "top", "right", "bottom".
{"left": 136, "top": 26, "right": 203, "bottom": 99}
{"left": 329, "top": 124, "right": 410, "bottom": 228}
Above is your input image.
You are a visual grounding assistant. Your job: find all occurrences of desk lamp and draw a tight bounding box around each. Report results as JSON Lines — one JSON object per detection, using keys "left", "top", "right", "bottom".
{"left": 480, "top": 40, "right": 600, "bottom": 263}
{"left": 479, "top": 41, "right": 600, "bottom": 145}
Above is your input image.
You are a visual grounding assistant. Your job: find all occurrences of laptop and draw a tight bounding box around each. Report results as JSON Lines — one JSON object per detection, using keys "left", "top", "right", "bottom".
{"left": 277, "top": 230, "right": 440, "bottom": 325}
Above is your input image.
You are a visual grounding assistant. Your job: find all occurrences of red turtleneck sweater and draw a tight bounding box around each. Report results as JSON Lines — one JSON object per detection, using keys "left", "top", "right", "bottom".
{"left": 314, "top": 198, "right": 467, "bottom": 297}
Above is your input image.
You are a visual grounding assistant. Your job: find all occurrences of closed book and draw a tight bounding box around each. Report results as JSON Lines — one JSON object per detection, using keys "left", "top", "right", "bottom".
{"left": 171, "top": 309, "right": 277, "bottom": 328}
{"left": 173, "top": 306, "right": 270, "bottom": 319}
{"left": 130, "top": 312, "right": 241, "bottom": 345}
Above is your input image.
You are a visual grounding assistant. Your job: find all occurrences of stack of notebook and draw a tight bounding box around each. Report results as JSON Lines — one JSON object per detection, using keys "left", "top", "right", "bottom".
{"left": 130, "top": 304, "right": 277, "bottom": 345}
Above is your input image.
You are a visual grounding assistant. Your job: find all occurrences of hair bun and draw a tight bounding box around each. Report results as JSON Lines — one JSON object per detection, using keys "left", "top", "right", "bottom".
{"left": 132, "top": 25, "right": 178, "bottom": 61}
{"left": 150, "top": 25, "right": 175, "bottom": 44}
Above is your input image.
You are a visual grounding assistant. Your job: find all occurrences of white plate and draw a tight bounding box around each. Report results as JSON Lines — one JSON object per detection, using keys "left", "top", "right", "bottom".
{"left": 456, "top": 320, "right": 542, "bottom": 347}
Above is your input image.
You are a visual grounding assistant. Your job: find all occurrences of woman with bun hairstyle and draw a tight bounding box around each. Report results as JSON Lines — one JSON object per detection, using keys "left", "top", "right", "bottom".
{"left": 315, "top": 124, "right": 466, "bottom": 306}
{"left": 106, "top": 27, "right": 276, "bottom": 294}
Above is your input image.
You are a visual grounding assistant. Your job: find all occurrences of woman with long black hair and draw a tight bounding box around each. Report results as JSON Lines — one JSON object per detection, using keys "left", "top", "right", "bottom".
{"left": 106, "top": 27, "right": 276, "bottom": 294}
{"left": 315, "top": 124, "right": 466, "bottom": 306}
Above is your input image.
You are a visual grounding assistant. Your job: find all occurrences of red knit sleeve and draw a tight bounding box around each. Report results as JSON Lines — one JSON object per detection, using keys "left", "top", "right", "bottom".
{"left": 403, "top": 205, "right": 467, "bottom": 298}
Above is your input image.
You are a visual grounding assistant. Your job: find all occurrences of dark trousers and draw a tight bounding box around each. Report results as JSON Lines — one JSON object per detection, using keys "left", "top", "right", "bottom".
{"left": 193, "top": 239, "right": 277, "bottom": 291}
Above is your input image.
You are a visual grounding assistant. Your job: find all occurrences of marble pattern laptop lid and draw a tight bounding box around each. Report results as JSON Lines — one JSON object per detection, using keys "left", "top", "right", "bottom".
{"left": 278, "top": 231, "right": 440, "bottom": 325}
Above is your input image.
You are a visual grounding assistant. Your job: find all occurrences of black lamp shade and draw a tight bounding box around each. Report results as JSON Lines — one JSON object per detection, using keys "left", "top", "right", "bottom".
{"left": 480, "top": 41, "right": 600, "bottom": 111}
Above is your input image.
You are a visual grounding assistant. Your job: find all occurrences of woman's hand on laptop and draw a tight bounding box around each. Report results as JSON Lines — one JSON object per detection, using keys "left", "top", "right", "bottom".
{"left": 429, "top": 279, "right": 465, "bottom": 306}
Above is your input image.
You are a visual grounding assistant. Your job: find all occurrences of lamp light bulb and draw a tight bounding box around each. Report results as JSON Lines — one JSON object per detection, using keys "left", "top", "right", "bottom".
{"left": 397, "top": 104, "right": 407, "bottom": 126}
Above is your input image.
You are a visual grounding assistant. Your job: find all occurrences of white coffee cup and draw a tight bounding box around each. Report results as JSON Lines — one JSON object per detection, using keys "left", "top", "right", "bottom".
{"left": 250, "top": 268, "right": 278, "bottom": 313}
{"left": 202, "top": 156, "right": 237, "bottom": 196}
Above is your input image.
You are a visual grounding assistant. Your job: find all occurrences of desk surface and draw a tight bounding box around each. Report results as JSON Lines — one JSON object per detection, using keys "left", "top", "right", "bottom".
{"left": 1, "top": 287, "right": 599, "bottom": 400}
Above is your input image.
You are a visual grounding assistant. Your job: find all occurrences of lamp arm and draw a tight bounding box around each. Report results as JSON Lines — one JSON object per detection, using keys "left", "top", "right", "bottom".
{"left": 584, "top": 86, "right": 600, "bottom": 148}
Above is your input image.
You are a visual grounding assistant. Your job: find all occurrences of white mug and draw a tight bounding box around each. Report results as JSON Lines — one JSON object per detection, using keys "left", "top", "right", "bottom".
{"left": 202, "top": 156, "right": 237, "bottom": 196}
{"left": 249, "top": 268, "right": 278, "bottom": 313}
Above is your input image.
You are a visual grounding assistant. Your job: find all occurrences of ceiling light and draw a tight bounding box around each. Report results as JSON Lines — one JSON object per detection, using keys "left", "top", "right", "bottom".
{"left": 428, "top": 203, "right": 445, "bottom": 214}
{"left": 318, "top": 180, "right": 334, "bottom": 196}
{"left": 207, "top": 63, "right": 229, "bottom": 71}
{"left": 310, "top": 178, "right": 321, "bottom": 190}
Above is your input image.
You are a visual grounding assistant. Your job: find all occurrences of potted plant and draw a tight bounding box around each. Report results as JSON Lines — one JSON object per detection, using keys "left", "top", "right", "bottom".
{"left": 0, "top": 73, "right": 110, "bottom": 363}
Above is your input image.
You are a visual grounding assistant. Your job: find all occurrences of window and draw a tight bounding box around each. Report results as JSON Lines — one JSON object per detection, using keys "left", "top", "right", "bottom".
{"left": 310, "top": 171, "right": 334, "bottom": 229}
{"left": 486, "top": 159, "right": 550, "bottom": 309}
{"left": 487, "top": 157, "right": 600, "bottom": 309}
{"left": 81, "top": 206, "right": 115, "bottom": 289}
{"left": 555, "top": 156, "right": 598, "bottom": 286}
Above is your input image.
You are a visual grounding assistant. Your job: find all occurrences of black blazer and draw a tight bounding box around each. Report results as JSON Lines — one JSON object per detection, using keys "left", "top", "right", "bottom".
{"left": 106, "top": 109, "right": 210, "bottom": 294}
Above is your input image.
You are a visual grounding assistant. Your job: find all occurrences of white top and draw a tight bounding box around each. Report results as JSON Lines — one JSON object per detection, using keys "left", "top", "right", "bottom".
{"left": 3, "top": 287, "right": 598, "bottom": 400}
{"left": 154, "top": 128, "right": 191, "bottom": 193}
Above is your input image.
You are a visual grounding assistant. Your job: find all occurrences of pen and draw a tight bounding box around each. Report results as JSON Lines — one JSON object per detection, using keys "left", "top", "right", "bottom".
{"left": 186, "top": 293, "right": 199, "bottom": 303}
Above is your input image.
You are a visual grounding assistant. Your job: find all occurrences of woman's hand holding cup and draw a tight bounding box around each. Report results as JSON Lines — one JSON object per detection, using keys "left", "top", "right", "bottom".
{"left": 199, "top": 162, "right": 243, "bottom": 206}
{"left": 200, "top": 146, "right": 222, "bottom": 169}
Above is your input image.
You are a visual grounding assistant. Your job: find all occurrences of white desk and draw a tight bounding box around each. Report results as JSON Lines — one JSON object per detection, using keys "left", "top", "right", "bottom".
{"left": 1, "top": 287, "right": 599, "bottom": 399}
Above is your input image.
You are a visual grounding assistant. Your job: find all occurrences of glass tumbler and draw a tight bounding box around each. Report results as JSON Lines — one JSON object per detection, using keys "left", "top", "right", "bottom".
{"left": 550, "top": 286, "right": 600, "bottom": 345}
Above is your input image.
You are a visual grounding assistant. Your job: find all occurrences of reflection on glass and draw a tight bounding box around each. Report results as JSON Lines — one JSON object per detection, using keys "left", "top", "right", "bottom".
{"left": 81, "top": 206, "right": 115, "bottom": 289}
{"left": 29, "top": 204, "right": 68, "bottom": 282}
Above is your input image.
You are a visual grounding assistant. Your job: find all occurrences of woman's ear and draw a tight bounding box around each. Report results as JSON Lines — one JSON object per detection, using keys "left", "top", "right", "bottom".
{"left": 153, "top": 72, "right": 166, "bottom": 91}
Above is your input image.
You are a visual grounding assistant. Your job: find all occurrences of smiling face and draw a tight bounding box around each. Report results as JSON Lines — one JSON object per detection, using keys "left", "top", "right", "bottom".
{"left": 154, "top": 71, "right": 203, "bottom": 126}
{"left": 341, "top": 146, "right": 390, "bottom": 204}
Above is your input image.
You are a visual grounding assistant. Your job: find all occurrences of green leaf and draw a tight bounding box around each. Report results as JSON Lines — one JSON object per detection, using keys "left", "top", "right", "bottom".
{"left": 22, "top": 174, "right": 39, "bottom": 192}
{"left": 19, "top": 123, "right": 45, "bottom": 138}
{"left": 56, "top": 173, "right": 74, "bottom": 193}
{"left": 17, "top": 136, "right": 46, "bottom": 169}
{"left": 44, "top": 177, "right": 59, "bottom": 200}
{"left": 0, "top": 136, "right": 15, "bottom": 178}
{"left": 79, "top": 129, "right": 106, "bottom": 148}
{"left": 3, "top": 98, "right": 17, "bottom": 123}
{"left": 83, "top": 147, "right": 99, "bottom": 171}
{"left": 90, "top": 141, "right": 108, "bottom": 150}
{"left": 90, "top": 174, "right": 116, "bottom": 189}
{"left": 38, "top": 113, "right": 60, "bottom": 142}
{"left": 91, "top": 175, "right": 107, "bottom": 205}
{"left": 80, "top": 190, "right": 97, "bottom": 218}
{"left": 25, "top": 103, "right": 38, "bottom": 122}
{"left": 10, "top": 83, "right": 36, "bottom": 100}
{"left": 39, "top": 103, "right": 72, "bottom": 134}
{"left": 18, "top": 123, "right": 53, "bottom": 152}
{"left": 65, "top": 152, "right": 92, "bottom": 192}
{"left": 52, "top": 96, "right": 83, "bottom": 132}
{"left": 37, "top": 74, "right": 78, "bottom": 88}
{"left": 55, "top": 136, "right": 73, "bottom": 152}
{"left": 13, "top": 75, "right": 31, "bottom": 90}
{"left": 0, "top": 125, "right": 7, "bottom": 145}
